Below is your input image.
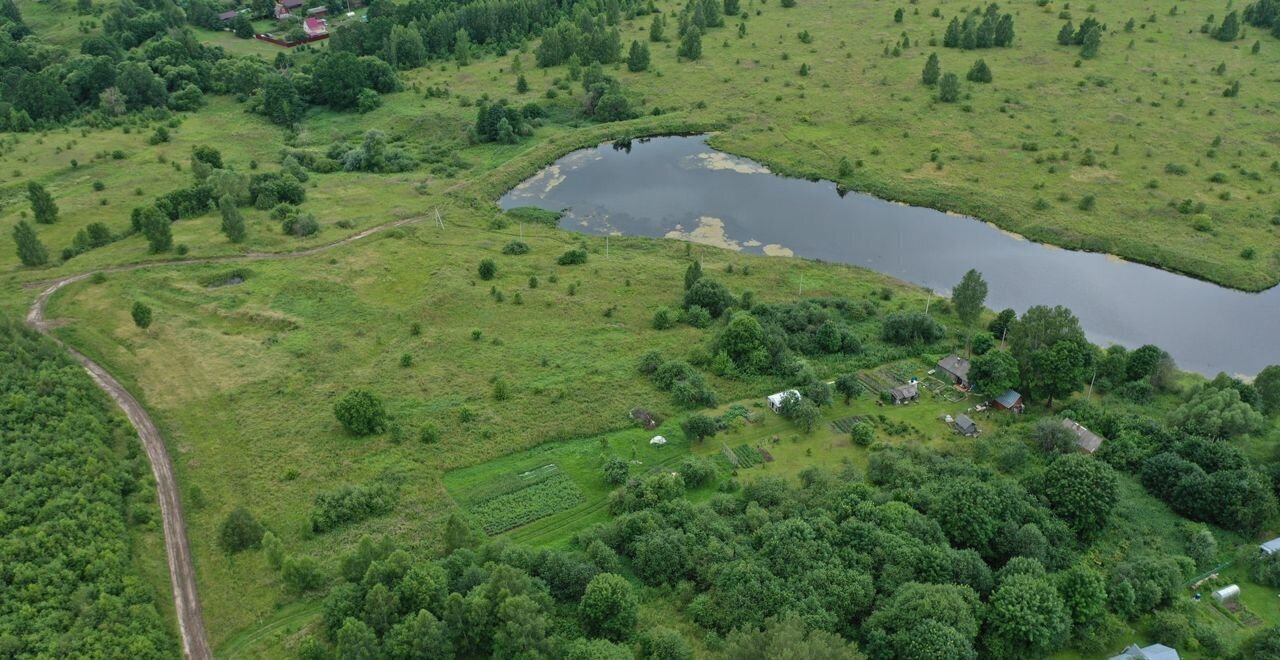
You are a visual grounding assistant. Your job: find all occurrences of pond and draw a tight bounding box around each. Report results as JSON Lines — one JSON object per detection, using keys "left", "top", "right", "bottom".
{"left": 499, "top": 135, "right": 1278, "bottom": 377}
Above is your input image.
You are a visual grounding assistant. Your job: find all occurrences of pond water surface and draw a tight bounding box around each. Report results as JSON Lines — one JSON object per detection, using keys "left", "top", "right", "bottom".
{"left": 499, "top": 135, "right": 1278, "bottom": 377}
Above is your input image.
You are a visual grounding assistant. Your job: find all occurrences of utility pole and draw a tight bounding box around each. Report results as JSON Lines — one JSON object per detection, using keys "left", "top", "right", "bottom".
{"left": 605, "top": 235, "right": 609, "bottom": 258}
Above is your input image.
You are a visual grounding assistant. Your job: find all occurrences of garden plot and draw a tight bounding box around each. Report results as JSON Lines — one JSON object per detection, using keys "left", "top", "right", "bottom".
{"left": 460, "top": 464, "right": 585, "bottom": 535}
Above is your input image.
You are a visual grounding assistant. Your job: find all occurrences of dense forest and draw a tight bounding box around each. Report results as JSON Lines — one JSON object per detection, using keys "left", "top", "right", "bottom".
{"left": 0, "top": 318, "right": 175, "bottom": 657}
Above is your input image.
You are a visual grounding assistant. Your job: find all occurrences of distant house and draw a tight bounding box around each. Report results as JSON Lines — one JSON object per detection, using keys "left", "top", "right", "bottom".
{"left": 1260, "top": 537, "right": 1280, "bottom": 555}
{"left": 937, "top": 355, "right": 971, "bottom": 387}
{"left": 993, "top": 389, "right": 1023, "bottom": 412}
{"left": 890, "top": 382, "right": 919, "bottom": 405}
{"left": 306, "top": 5, "right": 328, "bottom": 16}
{"left": 1110, "top": 643, "right": 1180, "bottom": 660}
{"left": 953, "top": 414, "right": 979, "bottom": 437}
{"left": 1061, "top": 418, "right": 1105, "bottom": 454}
{"left": 303, "top": 16, "right": 327, "bottom": 36}
{"left": 218, "top": 9, "right": 239, "bottom": 21}
{"left": 767, "top": 390, "right": 801, "bottom": 414}
{"left": 274, "top": 0, "right": 304, "bottom": 18}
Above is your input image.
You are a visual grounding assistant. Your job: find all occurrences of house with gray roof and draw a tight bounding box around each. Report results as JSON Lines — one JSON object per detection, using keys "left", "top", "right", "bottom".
{"left": 953, "top": 414, "right": 979, "bottom": 437}
{"left": 937, "top": 355, "right": 971, "bottom": 387}
{"left": 1260, "top": 537, "right": 1280, "bottom": 555}
{"left": 890, "top": 382, "right": 919, "bottom": 404}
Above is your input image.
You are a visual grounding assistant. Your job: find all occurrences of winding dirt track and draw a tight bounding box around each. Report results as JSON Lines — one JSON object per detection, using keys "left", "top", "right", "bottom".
{"left": 23, "top": 217, "right": 419, "bottom": 659}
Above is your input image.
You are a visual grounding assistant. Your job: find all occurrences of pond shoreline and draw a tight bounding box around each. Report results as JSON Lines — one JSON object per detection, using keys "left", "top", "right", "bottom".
{"left": 500, "top": 135, "right": 1278, "bottom": 377}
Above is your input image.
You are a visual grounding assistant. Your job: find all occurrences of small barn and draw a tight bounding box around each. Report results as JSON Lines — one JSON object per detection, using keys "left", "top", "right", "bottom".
{"left": 993, "top": 389, "right": 1023, "bottom": 412}
{"left": 890, "top": 382, "right": 919, "bottom": 405}
{"left": 274, "top": 0, "right": 304, "bottom": 17}
{"left": 953, "top": 414, "right": 979, "bottom": 437}
{"left": 1110, "top": 643, "right": 1180, "bottom": 660}
{"left": 306, "top": 5, "right": 328, "bottom": 16}
{"left": 1260, "top": 537, "right": 1280, "bottom": 555}
{"left": 767, "top": 390, "right": 801, "bottom": 414}
{"left": 1062, "top": 418, "right": 1105, "bottom": 454}
{"left": 218, "top": 9, "right": 239, "bottom": 21}
{"left": 937, "top": 355, "right": 971, "bottom": 387}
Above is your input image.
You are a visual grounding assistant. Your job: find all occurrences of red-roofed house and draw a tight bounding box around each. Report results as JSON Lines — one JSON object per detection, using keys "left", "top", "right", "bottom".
{"left": 274, "top": 0, "right": 304, "bottom": 18}
{"left": 303, "top": 17, "right": 327, "bottom": 37}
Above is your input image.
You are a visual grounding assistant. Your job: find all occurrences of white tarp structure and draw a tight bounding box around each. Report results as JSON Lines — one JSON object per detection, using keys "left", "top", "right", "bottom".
{"left": 649, "top": 436, "right": 667, "bottom": 446}
{"left": 1212, "top": 584, "right": 1240, "bottom": 603}
{"left": 767, "top": 390, "right": 801, "bottom": 413}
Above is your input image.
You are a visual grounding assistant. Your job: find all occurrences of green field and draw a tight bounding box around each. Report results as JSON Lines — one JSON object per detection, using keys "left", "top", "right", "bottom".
{"left": 7, "top": 0, "right": 1280, "bottom": 657}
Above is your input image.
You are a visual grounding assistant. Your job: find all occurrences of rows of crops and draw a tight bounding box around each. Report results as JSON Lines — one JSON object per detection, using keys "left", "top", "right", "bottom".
{"left": 830, "top": 415, "right": 869, "bottom": 433}
{"left": 466, "top": 468, "right": 585, "bottom": 534}
{"left": 733, "top": 444, "right": 763, "bottom": 468}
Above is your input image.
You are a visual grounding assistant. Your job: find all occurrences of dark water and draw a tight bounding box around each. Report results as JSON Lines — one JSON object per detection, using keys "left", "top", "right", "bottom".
{"left": 499, "top": 135, "right": 1278, "bottom": 377}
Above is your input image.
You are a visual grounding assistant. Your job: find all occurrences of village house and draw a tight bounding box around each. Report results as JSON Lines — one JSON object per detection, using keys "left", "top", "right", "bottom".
{"left": 1061, "top": 418, "right": 1105, "bottom": 454}
{"left": 1259, "top": 536, "right": 1280, "bottom": 555}
{"left": 303, "top": 16, "right": 327, "bottom": 36}
{"left": 936, "top": 355, "right": 971, "bottom": 387}
{"left": 953, "top": 413, "right": 979, "bottom": 437}
{"left": 766, "top": 390, "right": 801, "bottom": 414}
{"left": 890, "top": 381, "right": 919, "bottom": 405}
{"left": 274, "top": 0, "right": 305, "bottom": 19}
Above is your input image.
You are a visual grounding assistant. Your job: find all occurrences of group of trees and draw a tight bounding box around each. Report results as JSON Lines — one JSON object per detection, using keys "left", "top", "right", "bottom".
{"left": 1057, "top": 16, "right": 1104, "bottom": 59}
{"left": 301, "top": 534, "right": 685, "bottom": 659}
{"left": 577, "top": 443, "right": 1194, "bottom": 659}
{"left": 942, "top": 4, "right": 1015, "bottom": 50}
{"left": 1244, "top": 0, "right": 1280, "bottom": 38}
{"left": 0, "top": 319, "right": 176, "bottom": 657}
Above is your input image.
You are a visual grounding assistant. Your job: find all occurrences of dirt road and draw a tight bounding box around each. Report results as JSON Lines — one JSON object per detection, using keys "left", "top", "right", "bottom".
{"left": 23, "top": 217, "right": 420, "bottom": 659}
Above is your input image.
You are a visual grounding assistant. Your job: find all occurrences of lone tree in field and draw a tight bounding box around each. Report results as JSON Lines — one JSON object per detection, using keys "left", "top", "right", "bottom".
{"left": 334, "top": 388, "right": 388, "bottom": 435}
{"left": 27, "top": 181, "right": 58, "bottom": 224}
{"left": 678, "top": 27, "right": 703, "bottom": 60}
{"left": 681, "top": 414, "right": 719, "bottom": 442}
{"left": 478, "top": 258, "right": 497, "bottom": 280}
{"left": 219, "top": 506, "right": 264, "bottom": 553}
{"left": 219, "top": 195, "right": 246, "bottom": 243}
{"left": 627, "top": 40, "right": 650, "bottom": 72}
{"left": 131, "top": 302, "right": 153, "bottom": 329}
{"left": 966, "top": 59, "right": 992, "bottom": 83}
{"left": 938, "top": 73, "right": 961, "bottom": 102}
{"left": 12, "top": 220, "right": 48, "bottom": 267}
{"left": 138, "top": 206, "right": 172, "bottom": 253}
{"left": 684, "top": 260, "right": 703, "bottom": 290}
{"left": 922, "top": 52, "right": 941, "bottom": 85}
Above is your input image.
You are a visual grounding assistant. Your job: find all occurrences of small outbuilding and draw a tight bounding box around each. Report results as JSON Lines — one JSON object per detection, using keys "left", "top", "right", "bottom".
{"left": 649, "top": 436, "right": 667, "bottom": 446}
{"left": 890, "top": 381, "right": 919, "bottom": 405}
{"left": 1260, "top": 537, "right": 1280, "bottom": 555}
{"left": 306, "top": 5, "right": 328, "bottom": 16}
{"left": 993, "top": 389, "right": 1023, "bottom": 412}
{"left": 1211, "top": 584, "right": 1240, "bottom": 604}
{"left": 767, "top": 390, "right": 801, "bottom": 414}
{"left": 937, "top": 355, "right": 971, "bottom": 387}
{"left": 218, "top": 9, "right": 239, "bottom": 21}
{"left": 1061, "top": 418, "right": 1105, "bottom": 454}
{"left": 1110, "top": 643, "right": 1180, "bottom": 660}
{"left": 953, "top": 414, "right": 979, "bottom": 437}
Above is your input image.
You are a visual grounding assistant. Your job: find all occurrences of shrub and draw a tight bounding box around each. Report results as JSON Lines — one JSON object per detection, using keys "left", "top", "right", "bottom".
{"left": 557, "top": 248, "right": 589, "bottom": 265}
{"left": 478, "top": 258, "right": 497, "bottom": 280}
{"left": 333, "top": 389, "right": 387, "bottom": 436}
{"left": 131, "top": 302, "right": 153, "bottom": 329}
{"left": 282, "top": 213, "right": 319, "bottom": 237}
{"left": 502, "top": 240, "right": 530, "bottom": 255}
{"left": 684, "top": 306, "right": 712, "bottom": 328}
{"left": 603, "top": 456, "right": 629, "bottom": 485}
{"left": 282, "top": 555, "right": 324, "bottom": 593}
{"left": 310, "top": 480, "right": 400, "bottom": 532}
{"left": 851, "top": 422, "right": 875, "bottom": 447}
{"left": 652, "top": 306, "right": 676, "bottom": 330}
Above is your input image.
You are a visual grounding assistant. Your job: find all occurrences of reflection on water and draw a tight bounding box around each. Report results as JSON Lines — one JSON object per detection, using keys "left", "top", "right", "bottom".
{"left": 500, "top": 135, "right": 1279, "bottom": 377}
